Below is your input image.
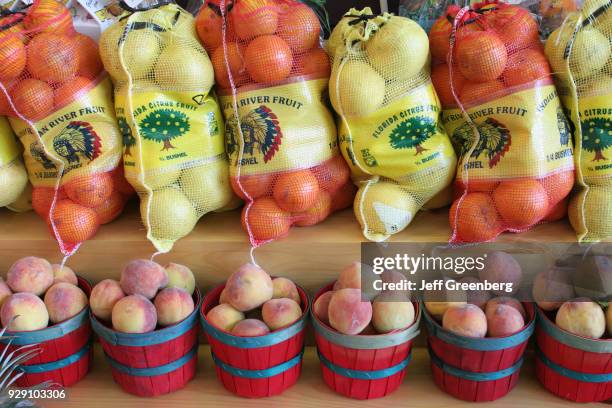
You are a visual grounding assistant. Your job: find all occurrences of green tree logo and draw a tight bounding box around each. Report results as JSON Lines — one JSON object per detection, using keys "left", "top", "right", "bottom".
{"left": 118, "top": 116, "right": 135, "bottom": 156}
{"left": 581, "top": 117, "right": 611, "bottom": 162}
{"left": 389, "top": 116, "right": 437, "bottom": 154}
{"left": 139, "top": 109, "right": 190, "bottom": 151}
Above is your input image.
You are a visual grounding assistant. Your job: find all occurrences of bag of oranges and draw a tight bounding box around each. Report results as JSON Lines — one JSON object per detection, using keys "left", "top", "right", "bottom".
{"left": 327, "top": 8, "right": 457, "bottom": 242}
{"left": 0, "top": 0, "right": 131, "bottom": 256}
{"left": 195, "top": 0, "right": 354, "bottom": 246}
{"left": 545, "top": 0, "right": 612, "bottom": 241}
{"left": 430, "top": 1, "right": 576, "bottom": 243}
{"left": 0, "top": 116, "right": 29, "bottom": 210}
{"left": 100, "top": 3, "right": 235, "bottom": 253}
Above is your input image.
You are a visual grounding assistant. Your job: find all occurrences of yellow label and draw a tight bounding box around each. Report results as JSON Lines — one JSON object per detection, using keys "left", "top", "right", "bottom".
{"left": 219, "top": 79, "right": 337, "bottom": 176}
{"left": 0, "top": 117, "right": 20, "bottom": 166}
{"left": 338, "top": 82, "right": 456, "bottom": 183}
{"left": 443, "top": 84, "right": 574, "bottom": 180}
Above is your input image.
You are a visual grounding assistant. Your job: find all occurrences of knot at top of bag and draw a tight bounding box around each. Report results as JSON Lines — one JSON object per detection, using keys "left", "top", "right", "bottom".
{"left": 338, "top": 7, "right": 391, "bottom": 52}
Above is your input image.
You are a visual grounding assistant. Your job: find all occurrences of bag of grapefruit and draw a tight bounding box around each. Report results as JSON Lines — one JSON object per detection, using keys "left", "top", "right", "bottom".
{"left": 545, "top": 0, "right": 612, "bottom": 241}
{"left": 195, "top": 0, "right": 354, "bottom": 246}
{"left": 0, "top": 0, "right": 132, "bottom": 256}
{"left": 327, "top": 8, "right": 457, "bottom": 242}
{"left": 429, "top": 1, "right": 576, "bottom": 243}
{"left": 0, "top": 116, "right": 29, "bottom": 210}
{"left": 100, "top": 3, "right": 235, "bottom": 253}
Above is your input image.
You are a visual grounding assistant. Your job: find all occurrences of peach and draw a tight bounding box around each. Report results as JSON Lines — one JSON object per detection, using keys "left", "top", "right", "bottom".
{"left": 424, "top": 285, "right": 467, "bottom": 320}
{"left": 372, "top": 292, "right": 415, "bottom": 333}
{"left": 272, "top": 277, "right": 300, "bottom": 304}
{"left": 51, "top": 264, "right": 78, "bottom": 285}
{"left": 479, "top": 251, "right": 522, "bottom": 295}
{"left": 1, "top": 293, "right": 49, "bottom": 331}
{"left": 556, "top": 298, "right": 606, "bottom": 339}
{"left": 225, "top": 264, "right": 273, "bottom": 312}
{"left": 442, "top": 304, "right": 487, "bottom": 338}
{"left": 486, "top": 304, "right": 525, "bottom": 337}
{"left": 328, "top": 288, "right": 373, "bottom": 335}
{"left": 44, "top": 283, "right": 88, "bottom": 324}
{"left": 120, "top": 259, "right": 168, "bottom": 299}
{"left": 7, "top": 256, "right": 54, "bottom": 295}
{"left": 154, "top": 288, "right": 195, "bottom": 326}
{"left": 231, "top": 319, "right": 270, "bottom": 336}
{"left": 262, "top": 298, "right": 302, "bottom": 330}
{"left": 112, "top": 295, "right": 157, "bottom": 334}
{"left": 164, "top": 262, "right": 196, "bottom": 295}
{"left": 381, "top": 270, "right": 410, "bottom": 297}
{"left": 461, "top": 277, "right": 491, "bottom": 309}
{"left": 219, "top": 288, "right": 229, "bottom": 304}
{"left": 0, "top": 278, "right": 12, "bottom": 309}
{"left": 313, "top": 291, "right": 333, "bottom": 325}
{"left": 206, "top": 303, "right": 244, "bottom": 331}
{"left": 335, "top": 262, "right": 380, "bottom": 301}
{"left": 485, "top": 297, "right": 526, "bottom": 320}
{"left": 90, "top": 279, "right": 125, "bottom": 321}
{"left": 532, "top": 267, "right": 575, "bottom": 311}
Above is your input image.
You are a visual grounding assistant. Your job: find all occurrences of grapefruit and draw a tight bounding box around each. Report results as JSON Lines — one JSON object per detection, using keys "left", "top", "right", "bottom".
{"left": 330, "top": 60, "right": 385, "bottom": 117}
{"left": 143, "top": 187, "right": 198, "bottom": 241}
{"left": 569, "top": 27, "right": 610, "bottom": 79}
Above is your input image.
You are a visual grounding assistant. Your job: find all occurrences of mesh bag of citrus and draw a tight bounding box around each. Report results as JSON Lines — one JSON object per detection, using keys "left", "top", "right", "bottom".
{"left": 430, "top": 1, "right": 576, "bottom": 243}
{"left": 0, "top": 116, "right": 29, "bottom": 210}
{"left": 100, "top": 3, "right": 235, "bottom": 253}
{"left": 0, "top": 0, "right": 132, "bottom": 256}
{"left": 545, "top": 0, "right": 612, "bottom": 242}
{"left": 195, "top": 0, "right": 354, "bottom": 246}
{"left": 327, "top": 8, "right": 457, "bottom": 242}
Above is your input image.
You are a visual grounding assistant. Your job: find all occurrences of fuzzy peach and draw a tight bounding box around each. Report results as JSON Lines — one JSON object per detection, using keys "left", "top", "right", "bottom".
{"left": 44, "top": 283, "right": 88, "bottom": 324}
{"left": 272, "top": 277, "right": 300, "bottom": 303}
{"left": 532, "top": 267, "right": 575, "bottom": 311}
{"left": 442, "top": 304, "right": 487, "bottom": 338}
{"left": 556, "top": 299, "right": 606, "bottom": 339}
{"left": 154, "top": 288, "right": 195, "bottom": 326}
{"left": 485, "top": 297, "right": 526, "bottom": 319}
{"left": 486, "top": 303, "right": 525, "bottom": 337}
{"left": 112, "top": 295, "right": 157, "bottom": 334}
{"left": 381, "top": 270, "right": 410, "bottom": 297}
{"left": 461, "top": 277, "right": 491, "bottom": 309}
{"left": 424, "top": 285, "right": 467, "bottom": 320}
{"left": 479, "top": 251, "right": 522, "bottom": 295}
{"left": 206, "top": 303, "right": 244, "bottom": 331}
{"left": 328, "top": 288, "right": 373, "bottom": 335}
{"left": 120, "top": 259, "right": 168, "bottom": 299}
{"left": 225, "top": 264, "right": 273, "bottom": 312}
{"left": 372, "top": 292, "right": 415, "bottom": 333}
{"left": 219, "top": 288, "right": 229, "bottom": 304}
{"left": 164, "top": 262, "right": 196, "bottom": 295}
{"left": 89, "top": 279, "right": 125, "bottom": 321}
{"left": 0, "top": 279, "right": 12, "bottom": 309}
{"left": 262, "top": 298, "right": 302, "bottom": 330}
{"left": 335, "top": 262, "right": 381, "bottom": 301}
{"left": 52, "top": 264, "right": 78, "bottom": 285}
{"left": 1, "top": 293, "right": 49, "bottom": 331}
{"left": 231, "top": 319, "right": 270, "bottom": 336}
{"left": 7, "top": 256, "right": 54, "bottom": 295}
{"left": 313, "top": 291, "right": 333, "bottom": 325}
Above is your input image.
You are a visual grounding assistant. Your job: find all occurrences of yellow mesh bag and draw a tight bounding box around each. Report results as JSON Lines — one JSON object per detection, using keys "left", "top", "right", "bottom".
{"left": 329, "top": 8, "right": 457, "bottom": 242}
{"left": 100, "top": 3, "right": 236, "bottom": 253}
{"left": 546, "top": 0, "right": 612, "bottom": 241}
{"left": 0, "top": 116, "right": 28, "bottom": 209}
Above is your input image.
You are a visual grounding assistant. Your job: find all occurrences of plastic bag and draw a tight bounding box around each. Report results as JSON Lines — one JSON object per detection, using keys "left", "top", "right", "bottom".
{"left": 196, "top": 0, "right": 353, "bottom": 246}
{"left": 0, "top": 116, "right": 29, "bottom": 209}
{"left": 328, "top": 8, "right": 456, "bottom": 242}
{"left": 430, "top": 1, "right": 575, "bottom": 243}
{"left": 100, "top": 3, "right": 235, "bottom": 253}
{"left": 545, "top": 0, "right": 612, "bottom": 241}
{"left": 0, "top": 0, "right": 131, "bottom": 256}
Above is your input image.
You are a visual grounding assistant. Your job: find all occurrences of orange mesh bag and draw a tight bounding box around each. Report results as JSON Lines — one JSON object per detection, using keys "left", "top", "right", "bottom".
{"left": 430, "top": 1, "right": 576, "bottom": 243}
{"left": 196, "top": 0, "right": 354, "bottom": 246}
{"left": 0, "top": 0, "right": 132, "bottom": 256}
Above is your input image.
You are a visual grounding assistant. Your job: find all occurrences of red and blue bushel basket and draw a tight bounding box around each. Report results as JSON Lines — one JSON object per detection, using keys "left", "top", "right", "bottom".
{"left": 311, "top": 283, "right": 421, "bottom": 400}
{"left": 200, "top": 282, "right": 309, "bottom": 398}
{"left": 0, "top": 276, "right": 92, "bottom": 387}
{"left": 535, "top": 306, "right": 612, "bottom": 402}
{"left": 90, "top": 289, "right": 202, "bottom": 397}
{"left": 423, "top": 302, "right": 535, "bottom": 402}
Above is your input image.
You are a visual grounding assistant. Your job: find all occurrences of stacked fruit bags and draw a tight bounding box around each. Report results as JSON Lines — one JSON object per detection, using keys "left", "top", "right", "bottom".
{"left": 328, "top": 8, "right": 457, "bottom": 242}
{"left": 196, "top": 0, "right": 354, "bottom": 246}
{"left": 100, "top": 3, "right": 234, "bottom": 253}
{"left": 545, "top": 0, "right": 612, "bottom": 241}
{"left": 430, "top": 1, "right": 576, "bottom": 243}
{"left": 0, "top": 116, "right": 29, "bottom": 210}
{"left": 0, "top": 0, "right": 129, "bottom": 255}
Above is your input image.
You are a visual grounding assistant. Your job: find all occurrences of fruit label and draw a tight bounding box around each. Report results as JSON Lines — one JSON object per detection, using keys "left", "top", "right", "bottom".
{"left": 9, "top": 77, "right": 122, "bottom": 187}
{"left": 443, "top": 83, "right": 575, "bottom": 180}
{"left": 0, "top": 116, "right": 20, "bottom": 166}
{"left": 115, "top": 90, "right": 225, "bottom": 191}
{"left": 219, "top": 78, "right": 337, "bottom": 176}
{"left": 337, "top": 82, "right": 457, "bottom": 183}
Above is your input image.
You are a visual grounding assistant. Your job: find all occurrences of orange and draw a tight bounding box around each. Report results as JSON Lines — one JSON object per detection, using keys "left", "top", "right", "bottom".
{"left": 54, "top": 76, "right": 92, "bottom": 109}
{"left": 543, "top": 198, "right": 567, "bottom": 222}
{"left": 277, "top": 4, "right": 320, "bottom": 53}
{"left": 295, "top": 47, "right": 330, "bottom": 77}
{"left": 23, "top": 0, "right": 74, "bottom": 35}
{"left": 32, "top": 186, "right": 67, "bottom": 218}
{"left": 11, "top": 78, "right": 54, "bottom": 121}
{"left": 541, "top": 170, "right": 574, "bottom": 206}
{"left": 456, "top": 30, "right": 507, "bottom": 82}
{"left": 431, "top": 63, "right": 465, "bottom": 108}
{"left": 196, "top": 3, "right": 224, "bottom": 51}
{"left": 313, "top": 155, "right": 349, "bottom": 193}
{"left": 0, "top": 35, "right": 26, "bottom": 81}
{"left": 27, "top": 33, "right": 79, "bottom": 83}
{"left": 64, "top": 172, "right": 114, "bottom": 208}
{"left": 74, "top": 34, "right": 104, "bottom": 79}
{"left": 93, "top": 191, "right": 125, "bottom": 224}
{"left": 232, "top": 0, "right": 279, "bottom": 41}
{"left": 330, "top": 181, "right": 356, "bottom": 211}
{"left": 49, "top": 199, "right": 99, "bottom": 244}
{"left": 273, "top": 169, "right": 320, "bottom": 212}
{"left": 231, "top": 173, "right": 274, "bottom": 200}
{"left": 490, "top": 5, "right": 539, "bottom": 53}
{"left": 460, "top": 80, "right": 505, "bottom": 106}
{"left": 503, "top": 48, "right": 551, "bottom": 88}
{"left": 449, "top": 192, "right": 502, "bottom": 242}
{"left": 429, "top": 14, "right": 452, "bottom": 63}
{"left": 294, "top": 190, "right": 331, "bottom": 226}
{"left": 242, "top": 197, "right": 291, "bottom": 241}
{"left": 111, "top": 166, "right": 135, "bottom": 196}
{"left": 0, "top": 85, "right": 16, "bottom": 116}
{"left": 454, "top": 178, "right": 500, "bottom": 195}
{"left": 244, "top": 35, "right": 293, "bottom": 84}
{"left": 492, "top": 179, "right": 549, "bottom": 229}
{"left": 211, "top": 43, "right": 248, "bottom": 89}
